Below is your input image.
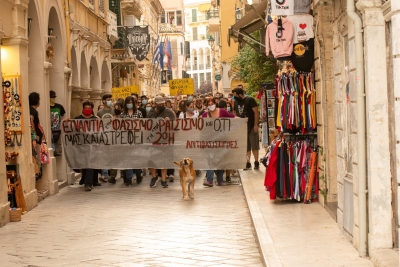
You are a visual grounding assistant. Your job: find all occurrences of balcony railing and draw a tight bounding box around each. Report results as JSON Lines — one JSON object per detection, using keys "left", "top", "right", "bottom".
{"left": 193, "top": 65, "right": 198, "bottom": 70}
{"left": 206, "top": 9, "right": 219, "bottom": 19}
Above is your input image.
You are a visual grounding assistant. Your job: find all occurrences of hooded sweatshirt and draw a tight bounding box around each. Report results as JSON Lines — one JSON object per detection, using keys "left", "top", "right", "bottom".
{"left": 265, "top": 18, "right": 294, "bottom": 59}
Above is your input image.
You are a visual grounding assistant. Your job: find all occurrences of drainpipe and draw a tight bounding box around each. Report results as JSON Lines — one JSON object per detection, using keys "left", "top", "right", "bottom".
{"left": 347, "top": 0, "right": 367, "bottom": 257}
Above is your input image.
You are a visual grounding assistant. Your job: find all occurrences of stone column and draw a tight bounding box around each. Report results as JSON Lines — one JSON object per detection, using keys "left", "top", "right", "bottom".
{"left": 90, "top": 88, "right": 103, "bottom": 110}
{"left": 357, "top": 1, "right": 392, "bottom": 251}
{"left": 0, "top": 30, "right": 11, "bottom": 226}
{"left": 71, "top": 85, "right": 83, "bottom": 119}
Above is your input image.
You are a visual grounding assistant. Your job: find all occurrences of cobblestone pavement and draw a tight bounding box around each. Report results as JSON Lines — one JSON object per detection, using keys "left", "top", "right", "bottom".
{"left": 0, "top": 172, "right": 264, "bottom": 267}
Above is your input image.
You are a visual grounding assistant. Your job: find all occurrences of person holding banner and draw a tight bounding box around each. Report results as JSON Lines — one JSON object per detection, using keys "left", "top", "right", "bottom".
{"left": 202, "top": 97, "right": 236, "bottom": 187}
{"left": 178, "top": 101, "right": 199, "bottom": 119}
{"left": 108, "top": 102, "right": 124, "bottom": 184}
{"left": 75, "top": 100, "right": 98, "bottom": 191}
{"left": 146, "top": 96, "right": 176, "bottom": 188}
{"left": 121, "top": 96, "right": 144, "bottom": 186}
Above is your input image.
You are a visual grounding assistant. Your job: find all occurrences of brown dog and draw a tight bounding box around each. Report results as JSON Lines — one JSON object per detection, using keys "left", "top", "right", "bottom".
{"left": 174, "top": 158, "right": 196, "bottom": 200}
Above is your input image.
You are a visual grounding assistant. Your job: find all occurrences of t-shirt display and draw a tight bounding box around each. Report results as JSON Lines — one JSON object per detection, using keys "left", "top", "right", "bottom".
{"left": 291, "top": 38, "right": 314, "bottom": 72}
{"left": 270, "top": 0, "right": 295, "bottom": 16}
{"left": 50, "top": 103, "right": 65, "bottom": 131}
{"left": 287, "top": 15, "right": 314, "bottom": 44}
{"left": 265, "top": 18, "right": 294, "bottom": 59}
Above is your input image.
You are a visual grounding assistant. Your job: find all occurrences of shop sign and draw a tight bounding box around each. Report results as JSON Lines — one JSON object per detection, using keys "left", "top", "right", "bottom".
{"left": 126, "top": 26, "right": 150, "bottom": 61}
{"left": 168, "top": 78, "right": 194, "bottom": 95}
{"left": 159, "top": 25, "right": 183, "bottom": 34}
{"left": 215, "top": 74, "right": 222, "bottom": 81}
{"left": 61, "top": 118, "right": 247, "bottom": 169}
{"left": 112, "top": 85, "right": 139, "bottom": 99}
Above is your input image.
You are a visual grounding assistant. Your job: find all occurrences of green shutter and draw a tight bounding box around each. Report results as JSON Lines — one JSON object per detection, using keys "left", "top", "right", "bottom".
{"left": 192, "top": 9, "right": 197, "bottom": 22}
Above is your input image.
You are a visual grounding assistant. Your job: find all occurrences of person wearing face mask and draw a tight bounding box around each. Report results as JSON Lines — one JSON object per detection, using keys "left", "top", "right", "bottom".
{"left": 145, "top": 102, "right": 152, "bottom": 115}
{"left": 108, "top": 102, "right": 123, "bottom": 184}
{"left": 232, "top": 87, "right": 260, "bottom": 170}
{"left": 131, "top": 93, "right": 147, "bottom": 118}
{"left": 179, "top": 100, "right": 199, "bottom": 118}
{"left": 49, "top": 90, "right": 66, "bottom": 157}
{"left": 187, "top": 95, "right": 194, "bottom": 102}
{"left": 202, "top": 97, "right": 236, "bottom": 187}
{"left": 176, "top": 99, "right": 187, "bottom": 118}
{"left": 74, "top": 100, "right": 100, "bottom": 191}
{"left": 146, "top": 96, "right": 176, "bottom": 188}
{"left": 120, "top": 96, "right": 143, "bottom": 186}
{"left": 195, "top": 98, "right": 205, "bottom": 116}
{"left": 97, "top": 94, "right": 115, "bottom": 119}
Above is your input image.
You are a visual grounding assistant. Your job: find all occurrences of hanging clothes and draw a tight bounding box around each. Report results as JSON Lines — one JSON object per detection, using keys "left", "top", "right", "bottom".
{"left": 264, "top": 136, "right": 318, "bottom": 202}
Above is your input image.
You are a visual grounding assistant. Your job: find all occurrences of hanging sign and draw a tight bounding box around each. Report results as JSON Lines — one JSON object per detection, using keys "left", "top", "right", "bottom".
{"left": 112, "top": 85, "right": 139, "bottom": 99}
{"left": 3, "top": 75, "right": 24, "bottom": 133}
{"left": 126, "top": 26, "right": 150, "bottom": 61}
{"left": 61, "top": 118, "right": 247, "bottom": 169}
{"left": 169, "top": 78, "right": 194, "bottom": 95}
{"left": 107, "top": 11, "right": 118, "bottom": 40}
{"left": 215, "top": 74, "right": 221, "bottom": 81}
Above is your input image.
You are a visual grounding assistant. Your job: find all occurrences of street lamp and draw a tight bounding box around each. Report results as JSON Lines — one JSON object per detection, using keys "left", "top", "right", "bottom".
{"left": 208, "top": 36, "right": 215, "bottom": 47}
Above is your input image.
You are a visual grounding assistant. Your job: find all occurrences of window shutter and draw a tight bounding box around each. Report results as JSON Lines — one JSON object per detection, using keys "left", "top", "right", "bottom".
{"left": 176, "top": 10, "right": 182, "bottom": 26}
{"left": 193, "top": 27, "right": 198, "bottom": 41}
{"left": 192, "top": 9, "right": 197, "bottom": 22}
{"left": 161, "top": 12, "right": 166, "bottom": 23}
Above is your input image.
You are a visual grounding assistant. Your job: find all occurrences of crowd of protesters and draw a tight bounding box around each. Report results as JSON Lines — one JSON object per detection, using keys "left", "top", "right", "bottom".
{"left": 70, "top": 88, "right": 259, "bottom": 192}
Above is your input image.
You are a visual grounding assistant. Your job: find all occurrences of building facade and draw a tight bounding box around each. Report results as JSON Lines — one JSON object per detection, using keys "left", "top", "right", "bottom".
{"left": 208, "top": 0, "right": 245, "bottom": 96}
{"left": 111, "top": 0, "right": 163, "bottom": 97}
{"left": 184, "top": 0, "right": 212, "bottom": 91}
{"left": 158, "top": 0, "right": 186, "bottom": 96}
{"left": 0, "top": 0, "right": 69, "bottom": 225}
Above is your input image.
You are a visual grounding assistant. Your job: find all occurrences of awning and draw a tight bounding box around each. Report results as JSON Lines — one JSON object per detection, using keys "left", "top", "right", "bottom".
{"left": 231, "top": 0, "right": 268, "bottom": 33}
{"left": 198, "top": 3, "right": 211, "bottom": 12}
{"left": 228, "top": 0, "right": 268, "bottom": 56}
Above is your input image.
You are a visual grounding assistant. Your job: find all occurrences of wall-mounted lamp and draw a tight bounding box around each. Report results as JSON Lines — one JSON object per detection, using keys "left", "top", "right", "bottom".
{"left": 208, "top": 36, "right": 215, "bottom": 47}
{"left": 27, "top": 17, "right": 33, "bottom": 37}
{"left": 235, "top": 8, "right": 242, "bottom": 22}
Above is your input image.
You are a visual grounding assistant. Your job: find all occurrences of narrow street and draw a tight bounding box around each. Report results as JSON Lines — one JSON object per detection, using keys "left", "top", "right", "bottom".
{"left": 0, "top": 173, "right": 264, "bottom": 267}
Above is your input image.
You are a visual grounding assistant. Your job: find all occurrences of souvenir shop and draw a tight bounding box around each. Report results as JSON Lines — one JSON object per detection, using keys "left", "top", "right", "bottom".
{"left": 258, "top": 0, "right": 318, "bottom": 203}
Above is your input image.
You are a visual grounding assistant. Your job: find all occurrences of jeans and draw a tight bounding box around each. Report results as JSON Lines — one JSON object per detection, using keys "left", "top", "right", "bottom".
{"left": 101, "top": 169, "right": 109, "bottom": 178}
{"left": 206, "top": 170, "right": 224, "bottom": 182}
{"left": 125, "top": 169, "right": 142, "bottom": 180}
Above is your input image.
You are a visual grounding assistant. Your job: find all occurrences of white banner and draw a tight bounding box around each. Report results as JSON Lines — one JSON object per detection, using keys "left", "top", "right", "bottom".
{"left": 61, "top": 118, "right": 247, "bottom": 169}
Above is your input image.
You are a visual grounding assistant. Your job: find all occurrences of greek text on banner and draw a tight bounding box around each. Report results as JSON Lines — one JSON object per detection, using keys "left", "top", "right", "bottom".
{"left": 169, "top": 78, "right": 194, "bottom": 95}
{"left": 61, "top": 118, "right": 247, "bottom": 169}
{"left": 111, "top": 85, "right": 139, "bottom": 99}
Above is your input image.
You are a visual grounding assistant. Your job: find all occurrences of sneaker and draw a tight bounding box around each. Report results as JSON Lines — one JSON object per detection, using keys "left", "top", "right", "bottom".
{"left": 137, "top": 176, "right": 143, "bottom": 184}
{"left": 84, "top": 186, "right": 92, "bottom": 191}
{"left": 99, "top": 176, "right": 108, "bottom": 182}
{"left": 217, "top": 181, "right": 227, "bottom": 186}
{"left": 254, "top": 161, "right": 260, "bottom": 170}
{"left": 244, "top": 162, "right": 251, "bottom": 170}
{"left": 203, "top": 180, "right": 213, "bottom": 187}
{"left": 125, "top": 179, "right": 132, "bottom": 186}
{"left": 169, "top": 175, "right": 174, "bottom": 182}
{"left": 150, "top": 177, "right": 158, "bottom": 188}
{"left": 108, "top": 177, "right": 116, "bottom": 184}
{"left": 161, "top": 180, "right": 168, "bottom": 188}
{"left": 226, "top": 176, "right": 232, "bottom": 183}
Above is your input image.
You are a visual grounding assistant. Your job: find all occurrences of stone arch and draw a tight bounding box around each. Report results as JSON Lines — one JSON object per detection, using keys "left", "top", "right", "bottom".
{"left": 198, "top": 48, "right": 204, "bottom": 69}
{"left": 71, "top": 46, "right": 79, "bottom": 86}
{"left": 80, "top": 51, "right": 89, "bottom": 89}
{"left": 101, "top": 61, "right": 111, "bottom": 93}
{"left": 28, "top": 0, "right": 45, "bottom": 94}
{"left": 90, "top": 56, "right": 100, "bottom": 90}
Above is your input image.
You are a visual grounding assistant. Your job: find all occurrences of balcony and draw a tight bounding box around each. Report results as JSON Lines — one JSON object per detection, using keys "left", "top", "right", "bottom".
{"left": 208, "top": 9, "right": 220, "bottom": 33}
{"left": 120, "top": 0, "right": 142, "bottom": 19}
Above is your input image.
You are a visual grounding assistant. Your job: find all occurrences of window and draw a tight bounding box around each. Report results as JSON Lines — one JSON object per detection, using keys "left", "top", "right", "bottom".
{"left": 192, "top": 9, "right": 197, "bottom": 22}
{"left": 161, "top": 12, "right": 166, "bottom": 23}
{"left": 205, "top": 11, "right": 210, "bottom": 20}
{"left": 161, "top": 70, "right": 173, "bottom": 84}
{"left": 193, "top": 27, "right": 198, "bottom": 41}
{"left": 200, "top": 73, "right": 205, "bottom": 83}
{"left": 206, "top": 73, "right": 211, "bottom": 82}
{"left": 193, "top": 74, "right": 199, "bottom": 89}
{"left": 206, "top": 26, "right": 210, "bottom": 39}
{"left": 167, "top": 11, "right": 175, "bottom": 24}
{"left": 176, "top": 11, "right": 182, "bottom": 26}
{"left": 180, "top": 42, "right": 183, "bottom": 55}
{"left": 99, "top": 0, "right": 105, "bottom": 13}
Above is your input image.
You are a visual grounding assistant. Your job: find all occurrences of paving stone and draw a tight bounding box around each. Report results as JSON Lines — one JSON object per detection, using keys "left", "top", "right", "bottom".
{"left": 0, "top": 174, "right": 263, "bottom": 266}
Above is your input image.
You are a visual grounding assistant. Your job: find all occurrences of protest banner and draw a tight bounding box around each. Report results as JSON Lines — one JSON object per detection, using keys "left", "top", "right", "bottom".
{"left": 111, "top": 85, "right": 139, "bottom": 99}
{"left": 61, "top": 118, "right": 247, "bottom": 169}
{"left": 169, "top": 78, "right": 194, "bottom": 95}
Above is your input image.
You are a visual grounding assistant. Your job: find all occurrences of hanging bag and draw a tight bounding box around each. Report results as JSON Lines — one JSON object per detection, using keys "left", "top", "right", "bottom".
{"left": 40, "top": 134, "right": 50, "bottom": 164}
